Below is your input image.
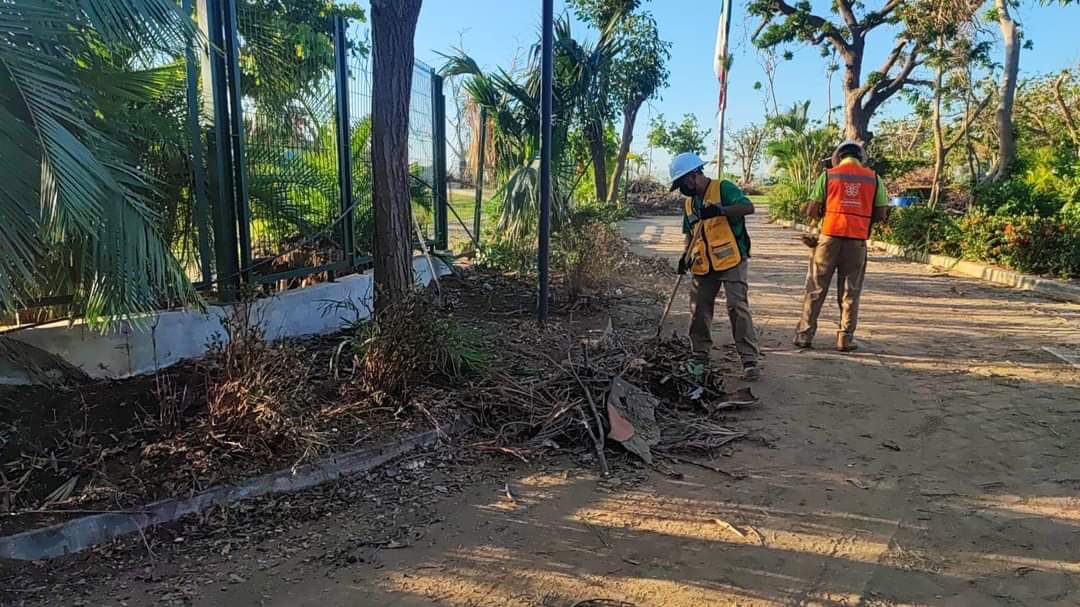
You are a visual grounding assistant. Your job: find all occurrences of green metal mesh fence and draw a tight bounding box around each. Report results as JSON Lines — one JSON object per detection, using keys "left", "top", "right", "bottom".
{"left": 345, "top": 19, "right": 437, "bottom": 256}
{"left": 235, "top": 4, "right": 345, "bottom": 276}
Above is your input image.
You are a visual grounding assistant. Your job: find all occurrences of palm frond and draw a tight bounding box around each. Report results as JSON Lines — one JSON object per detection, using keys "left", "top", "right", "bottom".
{"left": 0, "top": 0, "right": 200, "bottom": 325}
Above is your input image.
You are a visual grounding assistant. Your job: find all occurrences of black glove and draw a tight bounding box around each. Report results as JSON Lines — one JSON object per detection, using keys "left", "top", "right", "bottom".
{"left": 677, "top": 254, "right": 689, "bottom": 275}
{"left": 698, "top": 204, "right": 725, "bottom": 220}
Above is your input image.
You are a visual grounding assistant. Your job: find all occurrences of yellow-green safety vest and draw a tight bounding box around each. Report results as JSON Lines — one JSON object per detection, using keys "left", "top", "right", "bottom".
{"left": 683, "top": 180, "right": 743, "bottom": 275}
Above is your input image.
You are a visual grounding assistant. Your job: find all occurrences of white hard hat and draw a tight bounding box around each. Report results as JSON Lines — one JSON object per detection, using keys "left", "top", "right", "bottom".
{"left": 668, "top": 152, "right": 706, "bottom": 191}
{"left": 832, "top": 140, "right": 865, "bottom": 166}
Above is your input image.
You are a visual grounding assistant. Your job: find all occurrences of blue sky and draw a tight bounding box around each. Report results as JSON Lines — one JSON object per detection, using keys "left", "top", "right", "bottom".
{"left": 369, "top": 1, "right": 1079, "bottom": 176}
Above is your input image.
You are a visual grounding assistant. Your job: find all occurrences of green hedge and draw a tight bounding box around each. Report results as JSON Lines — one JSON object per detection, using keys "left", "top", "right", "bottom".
{"left": 875, "top": 207, "right": 1080, "bottom": 279}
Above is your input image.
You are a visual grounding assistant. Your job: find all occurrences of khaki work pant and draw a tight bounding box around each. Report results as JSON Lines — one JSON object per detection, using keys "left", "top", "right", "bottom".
{"left": 796, "top": 235, "right": 868, "bottom": 342}
{"left": 689, "top": 260, "right": 760, "bottom": 365}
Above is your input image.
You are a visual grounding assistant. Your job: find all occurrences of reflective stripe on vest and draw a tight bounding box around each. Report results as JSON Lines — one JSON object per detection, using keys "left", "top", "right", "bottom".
{"left": 683, "top": 180, "right": 742, "bottom": 275}
{"left": 821, "top": 163, "right": 877, "bottom": 240}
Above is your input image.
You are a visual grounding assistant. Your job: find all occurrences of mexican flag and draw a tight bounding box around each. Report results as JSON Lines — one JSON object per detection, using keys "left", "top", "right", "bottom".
{"left": 714, "top": 0, "right": 733, "bottom": 176}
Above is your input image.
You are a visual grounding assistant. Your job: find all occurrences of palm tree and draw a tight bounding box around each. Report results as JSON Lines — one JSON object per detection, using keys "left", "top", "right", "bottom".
{"left": 555, "top": 15, "right": 625, "bottom": 203}
{"left": 1, "top": 0, "right": 200, "bottom": 326}
{"left": 439, "top": 17, "right": 610, "bottom": 240}
{"left": 766, "top": 101, "right": 837, "bottom": 198}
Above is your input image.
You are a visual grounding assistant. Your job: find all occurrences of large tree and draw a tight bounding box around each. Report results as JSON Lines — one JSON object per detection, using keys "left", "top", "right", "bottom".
{"left": 370, "top": 0, "right": 422, "bottom": 311}
{"left": 558, "top": 12, "right": 626, "bottom": 203}
{"left": 984, "top": 0, "right": 1021, "bottom": 183}
{"left": 647, "top": 113, "right": 710, "bottom": 156}
{"left": 904, "top": 0, "right": 989, "bottom": 205}
{"left": 606, "top": 11, "right": 670, "bottom": 203}
{"left": 727, "top": 124, "right": 769, "bottom": 185}
{"left": 749, "top": 0, "right": 927, "bottom": 146}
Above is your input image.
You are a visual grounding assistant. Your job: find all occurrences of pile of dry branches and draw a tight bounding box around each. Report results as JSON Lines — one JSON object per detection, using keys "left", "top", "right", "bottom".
{"left": 465, "top": 320, "right": 756, "bottom": 471}
{"left": 626, "top": 178, "right": 684, "bottom": 216}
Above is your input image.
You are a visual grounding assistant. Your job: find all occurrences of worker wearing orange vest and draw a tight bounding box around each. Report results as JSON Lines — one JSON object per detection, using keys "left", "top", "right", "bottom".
{"left": 794, "top": 140, "right": 890, "bottom": 352}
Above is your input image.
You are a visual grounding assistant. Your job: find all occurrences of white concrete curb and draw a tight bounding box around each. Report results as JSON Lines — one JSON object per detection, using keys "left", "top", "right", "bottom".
{"left": 0, "top": 417, "right": 471, "bottom": 561}
{"left": 775, "top": 220, "right": 1080, "bottom": 304}
{"left": 0, "top": 256, "right": 452, "bottom": 385}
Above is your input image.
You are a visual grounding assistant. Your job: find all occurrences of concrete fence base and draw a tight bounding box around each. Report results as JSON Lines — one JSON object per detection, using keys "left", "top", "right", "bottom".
{"left": 776, "top": 220, "right": 1080, "bottom": 304}
{"left": 0, "top": 256, "right": 451, "bottom": 385}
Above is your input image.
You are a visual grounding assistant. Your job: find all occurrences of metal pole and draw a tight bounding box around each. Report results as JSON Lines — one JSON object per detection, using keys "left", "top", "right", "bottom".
{"left": 222, "top": 0, "right": 252, "bottom": 276}
{"left": 183, "top": 0, "right": 212, "bottom": 286}
{"left": 715, "top": 0, "right": 733, "bottom": 180}
{"left": 537, "top": 0, "right": 554, "bottom": 322}
{"left": 206, "top": 0, "right": 240, "bottom": 298}
{"left": 623, "top": 156, "right": 629, "bottom": 207}
{"left": 333, "top": 16, "right": 356, "bottom": 269}
{"left": 472, "top": 106, "right": 487, "bottom": 248}
{"left": 431, "top": 71, "right": 449, "bottom": 250}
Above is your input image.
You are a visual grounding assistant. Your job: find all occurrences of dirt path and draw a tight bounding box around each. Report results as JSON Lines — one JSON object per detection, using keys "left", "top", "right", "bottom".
{"left": 7, "top": 211, "right": 1079, "bottom": 607}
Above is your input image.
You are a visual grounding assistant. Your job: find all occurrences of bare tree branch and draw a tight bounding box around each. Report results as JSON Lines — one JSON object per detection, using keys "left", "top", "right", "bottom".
{"left": 1054, "top": 72, "right": 1080, "bottom": 148}
{"left": 863, "top": 40, "right": 923, "bottom": 114}
{"left": 836, "top": 0, "right": 859, "bottom": 30}
{"left": 767, "top": 0, "right": 852, "bottom": 52}
{"left": 944, "top": 92, "right": 993, "bottom": 153}
{"left": 751, "top": 16, "right": 771, "bottom": 41}
{"left": 857, "top": 38, "right": 908, "bottom": 100}
{"left": 902, "top": 78, "right": 935, "bottom": 88}
{"left": 862, "top": 0, "right": 906, "bottom": 30}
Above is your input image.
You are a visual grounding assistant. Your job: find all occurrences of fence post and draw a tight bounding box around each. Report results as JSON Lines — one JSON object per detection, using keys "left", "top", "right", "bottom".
{"left": 184, "top": 0, "right": 212, "bottom": 286}
{"left": 333, "top": 16, "right": 356, "bottom": 270}
{"left": 205, "top": 0, "right": 240, "bottom": 298}
{"left": 221, "top": 0, "right": 252, "bottom": 277}
{"left": 431, "top": 71, "right": 449, "bottom": 250}
{"left": 472, "top": 106, "right": 487, "bottom": 248}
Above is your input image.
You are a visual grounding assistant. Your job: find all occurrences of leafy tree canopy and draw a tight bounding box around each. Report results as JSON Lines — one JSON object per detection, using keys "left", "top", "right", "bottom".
{"left": 647, "top": 113, "right": 710, "bottom": 156}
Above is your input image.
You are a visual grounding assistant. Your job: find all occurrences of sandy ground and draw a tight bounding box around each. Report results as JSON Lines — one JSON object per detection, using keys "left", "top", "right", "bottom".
{"left": 6, "top": 210, "right": 1079, "bottom": 607}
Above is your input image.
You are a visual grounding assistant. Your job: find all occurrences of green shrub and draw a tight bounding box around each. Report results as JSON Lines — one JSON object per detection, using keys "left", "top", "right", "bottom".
{"left": 878, "top": 207, "right": 1079, "bottom": 279}
{"left": 767, "top": 179, "right": 810, "bottom": 223}
{"left": 476, "top": 238, "right": 536, "bottom": 275}
{"left": 970, "top": 214, "right": 1079, "bottom": 278}
{"left": 975, "top": 176, "right": 1061, "bottom": 218}
{"left": 874, "top": 205, "right": 961, "bottom": 256}
{"left": 339, "top": 293, "right": 488, "bottom": 403}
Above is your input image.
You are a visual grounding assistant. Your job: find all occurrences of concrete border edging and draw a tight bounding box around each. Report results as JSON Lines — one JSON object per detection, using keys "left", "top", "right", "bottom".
{"left": 776, "top": 220, "right": 1080, "bottom": 304}
{"left": 0, "top": 417, "right": 471, "bottom": 561}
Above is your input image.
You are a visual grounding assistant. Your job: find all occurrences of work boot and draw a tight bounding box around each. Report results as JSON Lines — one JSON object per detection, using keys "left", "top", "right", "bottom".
{"left": 836, "top": 333, "right": 858, "bottom": 352}
{"left": 742, "top": 361, "right": 762, "bottom": 381}
{"left": 793, "top": 334, "right": 813, "bottom": 349}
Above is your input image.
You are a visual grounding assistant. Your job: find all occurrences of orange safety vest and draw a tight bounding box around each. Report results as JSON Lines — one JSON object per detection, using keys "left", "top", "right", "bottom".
{"left": 821, "top": 162, "right": 878, "bottom": 240}
{"left": 683, "top": 180, "right": 743, "bottom": 275}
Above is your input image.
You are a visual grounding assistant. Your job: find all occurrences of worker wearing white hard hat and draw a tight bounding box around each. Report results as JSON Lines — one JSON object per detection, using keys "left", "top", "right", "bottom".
{"left": 794, "top": 140, "right": 890, "bottom": 352}
{"left": 668, "top": 152, "right": 761, "bottom": 380}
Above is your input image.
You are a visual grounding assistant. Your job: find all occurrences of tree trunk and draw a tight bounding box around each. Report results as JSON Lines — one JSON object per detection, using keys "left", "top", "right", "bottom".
{"left": 1054, "top": 73, "right": 1080, "bottom": 148}
{"left": 741, "top": 153, "right": 753, "bottom": 185}
{"left": 986, "top": 0, "right": 1019, "bottom": 184}
{"left": 586, "top": 120, "right": 608, "bottom": 202}
{"left": 964, "top": 65, "right": 978, "bottom": 195}
{"left": 371, "top": 0, "right": 422, "bottom": 312}
{"left": 930, "top": 49, "right": 946, "bottom": 209}
{"left": 839, "top": 41, "right": 873, "bottom": 147}
{"left": 607, "top": 101, "right": 640, "bottom": 204}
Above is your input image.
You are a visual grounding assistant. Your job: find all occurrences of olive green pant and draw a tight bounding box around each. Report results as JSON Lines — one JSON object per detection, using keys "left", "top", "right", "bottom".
{"left": 795, "top": 235, "right": 868, "bottom": 342}
{"left": 689, "top": 260, "right": 760, "bottom": 365}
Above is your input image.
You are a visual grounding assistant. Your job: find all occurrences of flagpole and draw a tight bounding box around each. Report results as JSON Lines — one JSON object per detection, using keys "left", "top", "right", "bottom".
{"left": 714, "top": 0, "right": 733, "bottom": 180}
